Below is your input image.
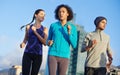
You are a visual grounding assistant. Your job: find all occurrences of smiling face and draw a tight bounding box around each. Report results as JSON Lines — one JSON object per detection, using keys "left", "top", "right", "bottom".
{"left": 35, "top": 10, "right": 45, "bottom": 22}
{"left": 58, "top": 7, "right": 69, "bottom": 21}
{"left": 97, "top": 19, "right": 107, "bottom": 30}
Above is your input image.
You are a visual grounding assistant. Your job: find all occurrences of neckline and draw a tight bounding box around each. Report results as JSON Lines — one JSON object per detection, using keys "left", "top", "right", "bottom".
{"left": 32, "top": 24, "right": 42, "bottom": 29}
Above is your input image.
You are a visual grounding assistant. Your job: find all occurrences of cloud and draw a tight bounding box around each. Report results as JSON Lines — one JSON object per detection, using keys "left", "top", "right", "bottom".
{"left": 0, "top": 44, "right": 23, "bottom": 69}
{"left": 0, "top": 35, "right": 8, "bottom": 44}
{"left": 0, "top": 34, "right": 49, "bottom": 71}
{"left": 0, "top": 42, "right": 49, "bottom": 71}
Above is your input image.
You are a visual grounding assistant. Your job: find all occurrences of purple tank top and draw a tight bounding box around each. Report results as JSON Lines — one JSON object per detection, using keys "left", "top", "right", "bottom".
{"left": 24, "top": 25, "right": 44, "bottom": 55}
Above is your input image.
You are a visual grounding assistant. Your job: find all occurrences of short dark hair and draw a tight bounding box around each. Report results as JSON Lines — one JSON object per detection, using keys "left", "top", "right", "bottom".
{"left": 54, "top": 4, "right": 73, "bottom": 21}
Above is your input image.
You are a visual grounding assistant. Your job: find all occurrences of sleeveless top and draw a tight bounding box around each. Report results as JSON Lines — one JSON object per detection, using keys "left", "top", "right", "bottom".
{"left": 24, "top": 25, "right": 44, "bottom": 55}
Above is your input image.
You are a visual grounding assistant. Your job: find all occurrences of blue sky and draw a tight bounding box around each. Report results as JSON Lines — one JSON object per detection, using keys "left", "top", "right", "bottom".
{"left": 0, "top": 0, "right": 120, "bottom": 69}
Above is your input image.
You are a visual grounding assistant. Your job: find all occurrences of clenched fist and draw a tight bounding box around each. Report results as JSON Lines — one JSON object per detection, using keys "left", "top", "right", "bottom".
{"left": 48, "top": 40, "right": 53, "bottom": 46}
{"left": 31, "top": 26, "right": 37, "bottom": 32}
{"left": 67, "top": 25, "right": 71, "bottom": 34}
{"left": 20, "top": 42, "right": 26, "bottom": 48}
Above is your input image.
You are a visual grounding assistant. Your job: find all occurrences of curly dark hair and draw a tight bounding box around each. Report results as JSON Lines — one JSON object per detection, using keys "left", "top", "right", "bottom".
{"left": 54, "top": 4, "right": 73, "bottom": 21}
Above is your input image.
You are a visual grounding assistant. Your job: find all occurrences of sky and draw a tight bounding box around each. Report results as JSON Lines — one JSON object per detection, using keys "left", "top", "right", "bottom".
{"left": 0, "top": 0, "right": 120, "bottom": 70}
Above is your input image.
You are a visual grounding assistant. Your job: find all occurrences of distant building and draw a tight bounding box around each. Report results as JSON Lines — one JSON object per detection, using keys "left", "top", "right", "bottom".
{"left": 0, "top": 65, "right": 43, "bottom": 75}
{"left": 9, "top": 65, "right": 22, "bottom": 75}
{"left": 65, "top": 13, "right": 86, "bottom": 75}
{"left": 0, "top": 65, "right": 22, "bottom": 75}
{"left": 0, "top": 68, "right": 9, "bottom": 75}
{"left": 67, "top": 24, "right": 87, "bottom": 75}
{"left": 109, "top": 67, "right": 120, "bottom": 75}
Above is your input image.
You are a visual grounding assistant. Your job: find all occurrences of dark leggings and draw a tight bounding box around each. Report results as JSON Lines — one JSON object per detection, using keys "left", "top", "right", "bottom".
{"left": 84, "top": 67, "right": 106, "bottom": 75}
{"left": 22, "top": 52, "right": 42, "bottom": 75}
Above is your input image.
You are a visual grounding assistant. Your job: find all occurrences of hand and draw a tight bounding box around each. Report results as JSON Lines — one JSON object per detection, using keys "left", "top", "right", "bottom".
{"left": 106, "top": 62, "right": 111, "bottom": 71}
{"left": 20, "top": 42, "right": 26, "bottom": 48}
{"left": 88, "top": 39, "right": 97, "bottom": 48}
{"left": 31, "top": 26, "right": 36, "bottom": 32}
{"left": 92, "top": 39, "right": 97, "bottom": 46}
{"left": 48, "top": 40, "right": 53, "bottom": 46}
{"left": 67, "top": 25, "right": 71, "bottom": 34}
{"left": 106, "top": 60, "right": 112, "bottom": 68}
